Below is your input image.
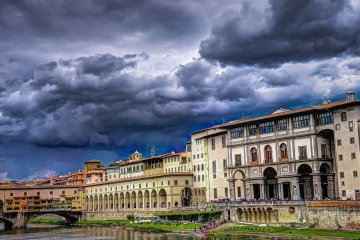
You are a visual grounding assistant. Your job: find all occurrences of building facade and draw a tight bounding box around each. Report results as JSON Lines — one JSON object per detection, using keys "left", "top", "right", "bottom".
{"left": 224, "top": 93, "right": 360, "bottom": 201}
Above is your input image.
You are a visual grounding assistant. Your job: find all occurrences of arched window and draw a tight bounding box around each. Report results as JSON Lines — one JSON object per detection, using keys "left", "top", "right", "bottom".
{"left": 280, "top": 143, "right": 288, "bottom": 160}
{"left": 251, "top": 147, "right": 258, "bottom": 163}
{"left": 264, "top": 145, "right": 272, "bottom": 163}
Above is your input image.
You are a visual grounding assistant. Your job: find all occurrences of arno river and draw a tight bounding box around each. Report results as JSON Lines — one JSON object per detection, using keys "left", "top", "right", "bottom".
{"left": 0, "top": 224, "right": 280, "bottom": 240}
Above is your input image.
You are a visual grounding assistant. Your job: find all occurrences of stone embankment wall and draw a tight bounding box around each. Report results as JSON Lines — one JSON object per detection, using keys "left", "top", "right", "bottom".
{"left": 83, "top": 211, "right": 155, "bottom": 220}
{"left": 229, "top": 201, "right": 360, "bottom": 230}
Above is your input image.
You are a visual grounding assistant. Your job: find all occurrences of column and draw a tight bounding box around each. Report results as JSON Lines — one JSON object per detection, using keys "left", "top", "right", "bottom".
{"left": 260, "top": 184, "right": 265, "bottom": 199}
{"left": 245, "top": 182, "right": 252, "bottom": 200}
{"left": 312, "top": 175, "right": 322, "bottom": 200}
{"left": 278, "top": 183, "right": 283, "bottom": 200}
{"left": 228, "top": 178, "right": 236, "bottom": 201}
{"left": 328, "top": 175, "right": 335, "bottom": 199}
{"left": 291, "top": 179, "right": 300, "bottom": 200}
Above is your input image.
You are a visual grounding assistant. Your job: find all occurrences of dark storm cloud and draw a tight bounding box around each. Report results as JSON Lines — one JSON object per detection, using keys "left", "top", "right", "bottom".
{"left": 0, "top": 0, "right": 202, "bottom": 43}
{"left": 200, "top": 0, "right": 360, "bottom": 66}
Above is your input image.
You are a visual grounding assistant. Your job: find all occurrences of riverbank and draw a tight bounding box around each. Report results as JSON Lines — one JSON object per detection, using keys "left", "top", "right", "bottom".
{"left": 209, "top": 224, "right": 360, "bottom": 239}
{"left": 75, "top": 220, "right": 202, "bottom": 233}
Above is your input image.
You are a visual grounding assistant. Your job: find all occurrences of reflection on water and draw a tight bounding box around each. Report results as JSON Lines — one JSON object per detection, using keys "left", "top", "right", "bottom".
{"left": 0, "top": 223, "right": 280, "bottom": 240}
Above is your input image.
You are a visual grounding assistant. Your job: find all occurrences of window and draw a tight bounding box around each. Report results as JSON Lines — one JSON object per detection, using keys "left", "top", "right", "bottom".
{"left": 341, "top": 181, "right": 345, "bottom": 186}
{"left": 251, "top": 147, "right": 258, "bottom": 162}
{"left": 202, "top": 175, "right": 205, "bottom": 181}
{"left": 237, "top": 187, "right": 241, "bottom": 198}
{"left": 185, "top": 180, "right": 189, "bottom": 185}
{"left": 278, "top": 119, "right": 287, "bottom": 131}
{"left": 24, "top": 192, "right": 27, "bottom": 196}
{"left": 186, "top": 145, "right": 192, "bottom": 152}
{"left": 174, "top": 180, "right": 178, "bottom": 185}
{"left": 280, "top": 143, "right": 288, "bottom": 159}
{"left": 225, "top": 188, "right": 229, "bottom": 198}
{"left": 37, "top": 192, "right": 40, "bottom": 196}
{"left": 235, "top": 154, "right": 241, "bottom": 166}
{"left": 198, "top": 175, "right": 200, "bottom": 182}
{"left": 351, "top": 153, "right": 356, "bottom": 159}
{"left": 201, "top": 153, "right": 203, "bottom": 158}
{"left": 354, "top": 171, "right": 358, "bottom": 177}
{"left": 212, "top": 161, "right": 216, "bottom": 179}
{"left": 342, "top": 190, "right": 346, "bottom": 197}
{"left": 335, "top": 124, "right": 340, "bottom": 130}
{"left": 349, "top": 121, "right": 354, "bottom": 132}
{"left": 214, "top": 188, "right": 217, "bottom": 199}
{"left": 264, "top": 145, "right": 273, "bottom": 163}
{"left": 201, "top": 164, "right": 204, "bottom": 171}
{"left": 299, "top": 146, "right": 307, "bottom": 160}
{"left": 340, "top": 172, "right": 345, "bottom": 178}
{"left": 224, "top": 172, "right": 227, "bottom": 178}
{"left": 193, "top": 155, "right": 196, "bottom": 159}
{"left": 211, "top": 138, "right": 216, "bottom": 150}
{"left": 316, "top": 112, "right": 333, "bottom": 125}
{"left": 195, "top": 139, "right": 202, "bottom": 145}
{"left": 62, "top": 191, "right": 65, "bottom": 194}
{"left": 194, "top": 176, "right": 196, "bottom": 182}
{"left": 337, "top": 139, "right": 342, "bottom": 146}
{"left": 259, "top": 121, "right": 274, "bottom": 134}
{"left": 222, "top": 135, "right": 226, "bottom": 148}
{"left": 292, "top": 115, "right": 310, "bottom": 128}
{"left": 249, "top": 124, "right": 257, "bottom": 136}
{"left": 10, "top": 193, "right": 13, "bottom": 196}
{"left": 338, "top": 154, "right": 343, "bottom": 161}
{"left": 230, "top": 127, "right": 244, "bottom": 139}
{"left": 341, "top": 112, "right": 347, "bottom": 122}
{"left": 223, "top": 159, "right": 228, "bottom": 170}
{"left": 350, "top": 137, "right": 355, "bottom": 144}
{"left": 197, "top": 165, "right": 200, "bottom": 171}
{"left": 50, "top": 191, "right": 53, "bottom": 195}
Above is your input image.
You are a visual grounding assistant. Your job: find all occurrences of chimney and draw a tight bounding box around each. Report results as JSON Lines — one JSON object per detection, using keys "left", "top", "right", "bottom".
{"left": 346, "top": 91, "right": 356, "bottom": 101}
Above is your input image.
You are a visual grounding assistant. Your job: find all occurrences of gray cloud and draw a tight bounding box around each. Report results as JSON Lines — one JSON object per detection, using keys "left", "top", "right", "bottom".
{"left": 200, "top": 0, "right": 360, "bottom": 66}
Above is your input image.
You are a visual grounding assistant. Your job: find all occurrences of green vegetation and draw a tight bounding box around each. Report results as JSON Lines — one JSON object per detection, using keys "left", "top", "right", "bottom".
{"left": 154, "top": 210, "right": 222, "bottom": 222}
{"left": 76, "top": 220, "right": 202, "bottom": 232}
{"left": 28, "top": 218, "right": 66, "bottom": 225}
{"left": 213, "top": 225, "right": 360, "bottom": 239}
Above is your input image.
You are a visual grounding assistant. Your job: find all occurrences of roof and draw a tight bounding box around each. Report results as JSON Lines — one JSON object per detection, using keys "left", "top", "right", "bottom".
{"left": 222, "top": 100, "right": 360, "bottom": 128}
{"left": 191, "top": 123, "right": 225, "bottom": 134}
{"left": 0, "top": 185, "right": 82, "bottom": 190}
{"left": 85, "top": 160, "right": 102, "bottom": 163}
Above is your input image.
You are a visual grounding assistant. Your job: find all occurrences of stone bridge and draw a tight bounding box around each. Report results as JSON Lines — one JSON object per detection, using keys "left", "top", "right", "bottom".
{"left": 0, "top": 210, "right": 82, "bottom": 230}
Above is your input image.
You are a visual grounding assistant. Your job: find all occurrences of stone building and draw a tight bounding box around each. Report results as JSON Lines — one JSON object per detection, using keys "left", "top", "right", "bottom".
{"left": 223, "top": 92, "right": 360, "bottom": 201}
{"left": 190, "top": 127, "right": 229, "bottom": 203}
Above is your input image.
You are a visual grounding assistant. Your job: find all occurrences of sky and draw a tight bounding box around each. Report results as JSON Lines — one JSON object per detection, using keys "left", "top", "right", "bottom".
{"left": 1, "top": 0, "right": 360, "bottom": 181}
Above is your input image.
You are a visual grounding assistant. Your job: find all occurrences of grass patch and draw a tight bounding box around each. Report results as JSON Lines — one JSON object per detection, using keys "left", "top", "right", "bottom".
{"left": 28, "top": 219, "right": 66, "bottom": 225}
{"left": 76, "top": 220, "right": 202, "bottom": 232}
{"left": 216, "top": 225, "right": 360, "bottom": 239}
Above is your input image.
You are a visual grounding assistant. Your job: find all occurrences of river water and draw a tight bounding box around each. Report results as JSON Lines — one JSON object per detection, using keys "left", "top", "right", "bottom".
{"left": 0, "top": 223, "right": 278, "bottom": 240}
